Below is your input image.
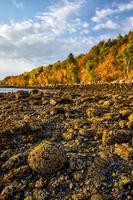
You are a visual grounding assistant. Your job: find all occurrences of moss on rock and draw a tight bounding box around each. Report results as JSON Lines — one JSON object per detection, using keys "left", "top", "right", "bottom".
{"left": 28, "top": 141, "right": 67, "bottom": 175}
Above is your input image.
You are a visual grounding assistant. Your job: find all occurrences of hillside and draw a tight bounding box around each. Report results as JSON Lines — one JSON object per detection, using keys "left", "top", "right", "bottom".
{"left": 1, "top": 31, "right": 133, "bottom": 87}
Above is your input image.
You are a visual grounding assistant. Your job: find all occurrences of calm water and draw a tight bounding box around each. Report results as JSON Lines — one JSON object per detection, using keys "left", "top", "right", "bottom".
{"left": 0, "top": 88, "right": 32, "bottom": 93}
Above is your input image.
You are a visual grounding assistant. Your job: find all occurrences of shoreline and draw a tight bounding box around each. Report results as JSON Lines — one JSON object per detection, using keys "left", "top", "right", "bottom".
{"left": 0, "top": 84, "right": 133, "bottom": 199}
{"left": 0, "top": 80, "right": 133, "bottom": 90}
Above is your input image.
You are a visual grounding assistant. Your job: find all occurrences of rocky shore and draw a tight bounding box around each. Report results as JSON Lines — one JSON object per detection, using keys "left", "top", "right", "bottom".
{"left": 0, "top": 83, "right": 133, "bottom": 200}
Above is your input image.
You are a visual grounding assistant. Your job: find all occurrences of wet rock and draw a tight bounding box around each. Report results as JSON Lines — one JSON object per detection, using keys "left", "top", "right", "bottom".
{"left": 49, "top": 108, "right": 58, "bottom": 116}
{"left": 15, "top": 91, "right": 29, "bottom": 99}
{"left": 35, "top": 177, "right": 47, "bottom": 189}
{"left": 28, "top": 141, "right": 67, "bottom": 175}
{"left": 3, "top": 165, "right": 31, "bottom": 182}
{"left": 69, "top": 155, "right": 86, "bottom": 171}
{"left": 120, "top": 109, "right": 131, "bottom": 119}
{"left": 119, "top": 120, "right": 127, "bottom": 128}
{"left": 91, "top": 193, "right": 105, "bottom": 200}
{"left": 0, "top": 185, "right": 14, "bottom": 200}
{"left": 79, "top": 128, "right": 86, "bottom": 136}
{"left": 71, "top": 193, "right": 85, "bottom": 200}
{"left": 1, "top": 153, "right": 26, "bottom": 172}
{"left": 86, "top": 157, "right": 107, "bottom": 192}
{"left": 59, "top": 98, "right": 73, "bottom": 104}
{"left": 69, "top": 182, "right": 73, "bottom": 190}
{"left": 42, "top": 99, "right": 49, "bottom": 106}
{"left": 102, "top": 130, "right": 132, "bottom": 145}
{"left": 114, "top": 143, "right": 133, "bottom": 160}
{"left": 103, "top": 100, "right": 111, "bottom": 107}
{"left": 30, "top": 89, "right": 39, "bottom": 95}
{"left": 33, "top": 189, "right": 49, "bottom": 200}
{"left": 24, "top": 196, "right": 33, "bottom": 200}
{"left": 50, "top": 99, "right": 57, "bottom": 106}
{"left": 86, "top": 108, "right": 95, "bottom": 118}
{"left": 114, "top": 174, "right": 131, "bottom": 189}
{"left": 65, "top": 139, "right": 81, "bottom": 151}
{"left": 63, "top": 129, "right": 74, "bottom": 141}
{"left": 49, "top": 176, "right": 70, "bottom": 198}
{"left": 98, "top": 150, "right": 112, "bottom": 161}
{"left": 128, "top": 113, "right": 133, "bottom": 121}
{"left": 0, "top": 149, "right": 14, "bottom": 161}
{"left": 71, "top": 185, "right": 91, "bottom": 200}
{"left": 73, "top": 171, "right": 84, "bottom": 182}
{"left": 127, "top": 120, "right": 133, "bottom": 129}
{"left": 79, "top": 128, "right": 95, "bottom": 137}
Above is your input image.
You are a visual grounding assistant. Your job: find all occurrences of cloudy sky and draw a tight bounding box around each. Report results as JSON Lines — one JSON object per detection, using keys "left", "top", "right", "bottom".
{"left": 0, "top": 0, "right": 133, "bottom": 79}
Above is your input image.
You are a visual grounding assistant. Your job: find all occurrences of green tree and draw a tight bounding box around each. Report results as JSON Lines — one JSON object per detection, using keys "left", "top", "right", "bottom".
{"left": 67, "top": 53, "right": 75, "bottom": 64}
{"left": 124, "top": 44, "right": 133, "bottom": 75}
{"left": 72, "top": 66, "right": 80, "bottom": 83}
{"left": 116, "top": 44, "right": 133, "bottom": 78}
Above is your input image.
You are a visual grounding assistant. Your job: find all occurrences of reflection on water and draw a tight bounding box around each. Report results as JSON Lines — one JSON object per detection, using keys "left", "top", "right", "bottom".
{"left": 0, "top": 88, "right": 32, "bottom": 93}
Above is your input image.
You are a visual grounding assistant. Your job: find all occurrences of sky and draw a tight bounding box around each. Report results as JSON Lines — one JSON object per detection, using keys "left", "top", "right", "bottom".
{"left": 0, "top": 0, "right": 133, "bottom": 79}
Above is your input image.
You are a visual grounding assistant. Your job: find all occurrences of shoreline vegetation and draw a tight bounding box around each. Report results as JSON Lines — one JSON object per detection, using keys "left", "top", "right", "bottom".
{"left": 0, "top": 82, "right": 133, "bottom": 199}
{"left": 0, "top": 79, "right": 133, "bottom": 91}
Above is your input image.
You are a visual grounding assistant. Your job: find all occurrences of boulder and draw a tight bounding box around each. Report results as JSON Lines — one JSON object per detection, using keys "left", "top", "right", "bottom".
{"left": 28, "top": 141, "right": 67, "bottom": 175}
{"left": 114, "top": 143, "right": 133, "bottom": 160}
{"left": 91, "top": 193, "right": 105, "bottom": 200}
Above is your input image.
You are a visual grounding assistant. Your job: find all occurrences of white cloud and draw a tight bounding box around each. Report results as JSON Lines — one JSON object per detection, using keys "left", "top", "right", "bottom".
{"left": 118, "top": 1, "right": 133, "bottom": 11}
{"left": 93, "top": 16, "right": 133, "bottom": 32}
{"left": 93, "top": 20, "right": 119, "bottom": 31}
{"left": 0, "top": 0, "right": 92, "bottom": 79}
{"left": 92, "top": 0, "right": 133, "bottom": 23}
{"left": 128, "top": 16, "right": 133, "bottom": 25}
{"left": 99, "top": 33, "right": 118, "bottom": 41}
{"left": 121, "top": 16, "right": 133, "bottom": 33}
{"left": 92, "top": 8, "right": 114, "bottom": 22}
{"left": 0, "top": 57, "right": 33, "bottom": 79}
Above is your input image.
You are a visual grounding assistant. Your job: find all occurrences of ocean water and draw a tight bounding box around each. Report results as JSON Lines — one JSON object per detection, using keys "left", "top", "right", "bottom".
{"left": 0, "top": 88, "right": 32, "bottom": 93}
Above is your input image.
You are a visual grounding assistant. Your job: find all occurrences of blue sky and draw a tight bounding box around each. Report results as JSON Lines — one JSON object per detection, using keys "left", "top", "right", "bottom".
{"left": 0, "top": 0, "right": 133, "bottom": 79}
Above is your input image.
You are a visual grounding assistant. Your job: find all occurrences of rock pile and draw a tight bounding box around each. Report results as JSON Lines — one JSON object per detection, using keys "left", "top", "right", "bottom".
{"left": 0, "top": 83, "right": 133, "bottom": 199}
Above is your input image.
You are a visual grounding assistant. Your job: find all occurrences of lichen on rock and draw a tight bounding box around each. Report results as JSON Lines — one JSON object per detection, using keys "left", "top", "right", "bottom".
{"left": 28, "top": 141, "right": 67, "bottom": 175}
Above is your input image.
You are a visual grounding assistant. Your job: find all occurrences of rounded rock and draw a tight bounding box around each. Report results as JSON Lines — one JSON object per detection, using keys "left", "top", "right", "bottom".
{"left": 91, "top": 193, "right": 105, "bottom": 200}
{"left": 28, "top": 141, "right": 67, "bottom": 175}
{"left": 127, "top": 120, "right": 133, "bottom": 129}
{"left": 128, "top": 113, "right": 133, "bottom": 121}
{"left": 63, "top": 129, "right": 74, "bottom": 141}
{"left": 50, "top": 99, "right": 57, "bottom": 106}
